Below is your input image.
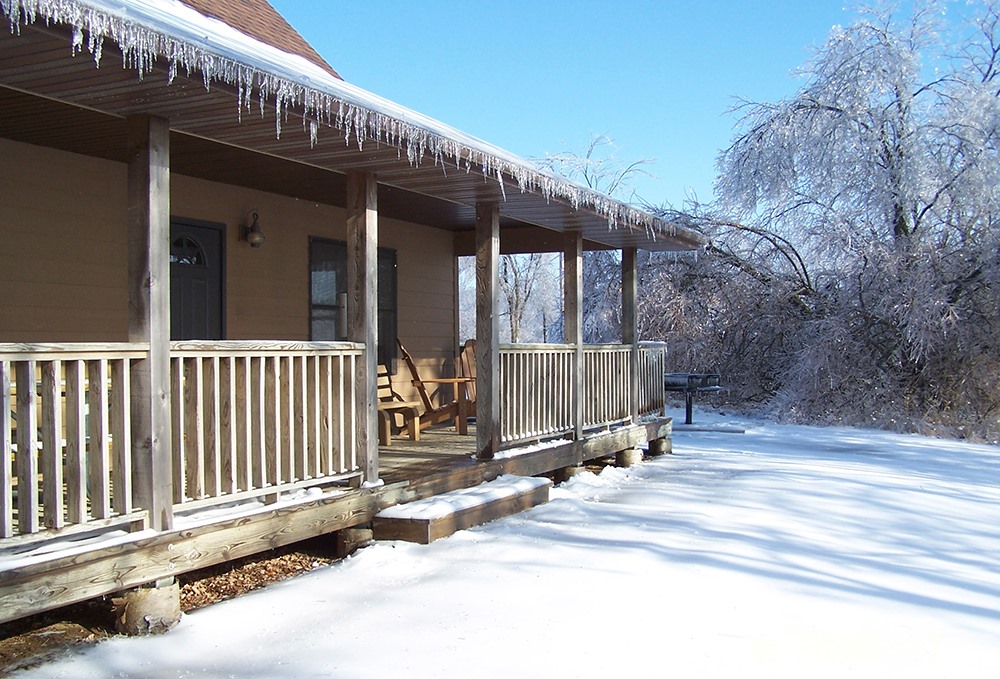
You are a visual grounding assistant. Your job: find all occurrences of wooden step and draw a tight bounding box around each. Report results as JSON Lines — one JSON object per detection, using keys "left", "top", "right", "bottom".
{"left": 372, "top": 475, "right": 551, "bottom": 544}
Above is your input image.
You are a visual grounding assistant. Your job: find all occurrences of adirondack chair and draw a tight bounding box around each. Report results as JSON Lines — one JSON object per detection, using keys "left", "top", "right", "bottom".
{"left": 377, "top": 364, "right": 420, "bottom": 446}
{"left": 458, "top": 339, "right": 477, "bottom": 414}
{"left": 397, "top": 340, "right": 474, "bottom": 435}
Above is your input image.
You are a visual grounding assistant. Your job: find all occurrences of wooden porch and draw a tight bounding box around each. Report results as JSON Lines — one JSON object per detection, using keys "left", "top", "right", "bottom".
{"left": 1, "top": 340, "right": 671, "bottom": 625}
{"left": 0, "top": 0, "right": 696, "bottom": 631}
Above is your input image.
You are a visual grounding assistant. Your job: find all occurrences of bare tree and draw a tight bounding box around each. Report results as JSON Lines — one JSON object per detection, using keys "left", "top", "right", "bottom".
{"left": 536, "top": 135, "right": 656, "bottom": 343}
{"left": 498, "top": 252, "right": 559, "bottom": 342}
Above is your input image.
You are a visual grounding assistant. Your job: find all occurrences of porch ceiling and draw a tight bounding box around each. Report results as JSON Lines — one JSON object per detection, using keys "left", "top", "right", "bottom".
{"left": 0, "top": 22, "right": 701, "bottom": 252}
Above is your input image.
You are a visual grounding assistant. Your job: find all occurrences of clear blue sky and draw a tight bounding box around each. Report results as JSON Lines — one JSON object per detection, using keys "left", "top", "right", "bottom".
{"left": 269, "top": 1, "right": 854, "bottom": 208}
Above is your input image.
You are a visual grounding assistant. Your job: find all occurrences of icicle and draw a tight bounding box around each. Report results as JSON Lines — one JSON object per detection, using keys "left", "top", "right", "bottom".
{"left": 0, "top": 0, "right": 679, "bottom": 240}
{"left": 71, "top": 22, "right": 82, "bottom": 54}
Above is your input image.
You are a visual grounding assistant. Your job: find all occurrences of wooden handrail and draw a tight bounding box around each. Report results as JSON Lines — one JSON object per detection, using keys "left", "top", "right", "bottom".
{"left": 0, "top": 343, "right": 148, "bottom": 361}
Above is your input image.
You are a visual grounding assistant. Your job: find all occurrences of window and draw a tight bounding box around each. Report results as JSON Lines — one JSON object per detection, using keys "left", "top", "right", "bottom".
{"left": 309, "top": 238, "right": 397, "bottom": 367}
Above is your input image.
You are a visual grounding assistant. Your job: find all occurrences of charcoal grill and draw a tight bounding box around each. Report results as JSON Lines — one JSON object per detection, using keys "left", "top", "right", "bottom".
{"left": 664, "top": 373, "right": 722, "bottom": 424}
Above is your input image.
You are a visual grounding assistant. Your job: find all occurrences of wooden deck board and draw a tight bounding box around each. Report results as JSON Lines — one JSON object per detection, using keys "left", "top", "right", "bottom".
{"left": 378, "top": 425, "right": 477, "bottom": 484}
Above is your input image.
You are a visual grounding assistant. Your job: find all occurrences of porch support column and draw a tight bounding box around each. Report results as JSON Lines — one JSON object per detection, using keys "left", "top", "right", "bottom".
{"left": 475, "top": 203, "right": 500, "bottom": 461}
{"left": 347, "top": 171, "right": 379, "bottom": 483}
{"left": 622, "top": 247, "right": 640, "bottom": 422}
{"left": 563, "top": 231, "right": 584, "bottom": 440}
{"left": 127, "top": 114, "right": 172, "bottom": 532}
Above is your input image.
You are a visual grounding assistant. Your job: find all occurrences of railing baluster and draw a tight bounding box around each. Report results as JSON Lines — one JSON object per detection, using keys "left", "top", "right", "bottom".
{"left": 171, "top": 357, "right": 185, "bottom": 503}
{"left": 206, "top": 356, "right": 221, "bottom": 498}
{"left": 267, "top": 355, "right": 280, "bottom": 490}
{"left": 282, "top": 356, "right": 293, "bottom": 484}
{"left": 237, "top": 356, "right": 250, "bottom": 492}
{"left": 323, "top": 355, "right": 333, "bottom": 475}
{"left": 40, "top": 361, "right": 64, "bottom": 529}
{"left": 348, "top": 353, "right": 357, "bottom": 472}
{"left": 183, "top": 356, "right": 205, "bottom": 500}
{"left": 222, "top": 356, "right": 237, "bottom": 495}
{"left": 336, "top": 354, "right": 345, "bottom": 474}
{"left": 68, "top": 359, "right": 92, "bottom": 519}
{"left": 88, "top": 359, "right": 111, "bottom": 519}
{"left": 110, "top": 358, "right": 132, "bottom": 515}
{"left": 253, "top": 356, "right": 266, "bottom": 490}
{"left": 1, "top": 360, "right": 12, "bottom": 537}
{"left": 311, "top": 356, "right": 321, "bottom": 479}
{"left": 296, "top": 355, "right": 307, "bottom": 481}
{"left": 15, "top": 361, "right": 39, "bottom": 533}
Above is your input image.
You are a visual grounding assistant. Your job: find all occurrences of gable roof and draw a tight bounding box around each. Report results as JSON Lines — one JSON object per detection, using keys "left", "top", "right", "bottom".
{"left": 180, "top": 0, "right": 340, "bottom": 78}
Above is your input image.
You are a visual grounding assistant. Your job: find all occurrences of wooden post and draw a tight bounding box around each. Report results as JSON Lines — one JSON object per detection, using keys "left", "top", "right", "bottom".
{"left": 347, "top": 170, "right": 379, "bottom": 483}
{"left": 128, "top": 114, "right": 172, "bottom": 532}
{"left": 563, "top": 232, "right": 583, "bottom": 440}
{"left": 475, "top": 203, "right": 500, "bottom": 460}
{"left": 622, "top": 247, "right": 639, "bottom": 423}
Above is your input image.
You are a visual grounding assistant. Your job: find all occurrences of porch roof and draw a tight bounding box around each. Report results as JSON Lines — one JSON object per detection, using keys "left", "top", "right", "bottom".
{"left": 0, "top": 0, "right": 704, "bottom": 252}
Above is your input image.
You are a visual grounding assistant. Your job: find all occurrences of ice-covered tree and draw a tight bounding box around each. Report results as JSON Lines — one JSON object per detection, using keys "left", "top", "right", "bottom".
{"left": 656, "top": 1, "right": 1000, "bottom": 438}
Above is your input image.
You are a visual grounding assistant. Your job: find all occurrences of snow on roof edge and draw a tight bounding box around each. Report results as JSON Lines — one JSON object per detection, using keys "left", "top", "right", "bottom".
{"left": 3, "top": 0, "right": 701, "bottom": 245}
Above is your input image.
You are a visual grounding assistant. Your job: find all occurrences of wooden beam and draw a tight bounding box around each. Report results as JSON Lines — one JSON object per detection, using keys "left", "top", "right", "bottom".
{"left": 475, "top": 203, "right": 500, "bottom": 460}
{"left": 453, "top": 226, "right": 615, "bottom": 256}
{"left": 563, "top": 232, "right": 583, "bottom": 439}
{"left": 346, "top": 171, "right": 379, "bottom": 483}
{"left": 622, "top": 247, "right": 639, "bottom": 422}
{"left": 127, "top": 114, "right": 172, "bottom": 532}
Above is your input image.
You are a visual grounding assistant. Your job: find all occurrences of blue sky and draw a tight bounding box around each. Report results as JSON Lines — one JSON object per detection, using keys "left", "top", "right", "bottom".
{"left": 269, "top": 1, "right": 855, "bottom": 208}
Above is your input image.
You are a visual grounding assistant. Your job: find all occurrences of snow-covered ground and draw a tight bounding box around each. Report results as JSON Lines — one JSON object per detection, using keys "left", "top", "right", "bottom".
{"left": 19, "top": 410, "right": 1000, "bottom": 678}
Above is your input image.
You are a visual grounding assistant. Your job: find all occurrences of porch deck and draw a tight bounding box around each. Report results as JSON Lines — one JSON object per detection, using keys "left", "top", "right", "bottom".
{"left": 379, "top": 426, "right": 477, "bottom": 484}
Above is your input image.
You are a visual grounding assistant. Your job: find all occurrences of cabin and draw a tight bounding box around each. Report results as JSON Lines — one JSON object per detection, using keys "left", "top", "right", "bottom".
{"left": 0, "top": 0, "right": 703, "bottom": 626}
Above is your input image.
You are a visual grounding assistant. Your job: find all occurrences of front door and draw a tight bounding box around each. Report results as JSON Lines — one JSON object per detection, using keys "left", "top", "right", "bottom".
{"left": 170, "top": 220, "right": 223, "bottom": 340}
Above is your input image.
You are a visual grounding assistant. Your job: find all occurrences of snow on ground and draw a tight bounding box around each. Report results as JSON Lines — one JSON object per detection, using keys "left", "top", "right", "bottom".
{"left": 18, "top": 410, "right": 1000, "bottom": 678}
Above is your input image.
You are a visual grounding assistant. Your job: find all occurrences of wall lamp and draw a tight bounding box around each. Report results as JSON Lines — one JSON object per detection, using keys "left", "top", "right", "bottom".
{"left": 243, "top": 211, "right": 265, "bottom": 248}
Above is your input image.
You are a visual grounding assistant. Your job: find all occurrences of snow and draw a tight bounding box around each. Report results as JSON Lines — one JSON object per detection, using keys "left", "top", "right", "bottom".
{"left": 16, "top": 409, "right": 1000, "bottom": 678}
{"left": 0, "top": 0, "right": 683, "bottom": 237}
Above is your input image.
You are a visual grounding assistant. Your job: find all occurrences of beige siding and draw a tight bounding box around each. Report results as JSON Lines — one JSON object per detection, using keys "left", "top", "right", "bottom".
{"left": 0, "top": 138, "right": 459, "bottom": 388}
{"left": 0, "top": 138, "right": 128, "bottom": 341}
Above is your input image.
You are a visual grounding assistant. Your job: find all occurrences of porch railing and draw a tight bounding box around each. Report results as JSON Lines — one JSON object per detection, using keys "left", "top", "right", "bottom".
{"left": 637, "top": 342, "right": 669, "bottom": 416}
{"left": 1, "top": 341, "right": 365, "bottom": 541}
{"left": 498, "top": 344, "right": 575, "bottom": 444}
{"left": 1, "top": 343, "right": 148, "bottom": 538}
{"left": 170, "top": 341, "right": 364, "bottom": 511}
{"left": 3, "top": 340, "right": 666, "bottom": 537}
{"left": 582, "top": 344, "right": 631, "bottom": 429}
{"left": 499, "top": 343, "right": 667, "bottom": 446}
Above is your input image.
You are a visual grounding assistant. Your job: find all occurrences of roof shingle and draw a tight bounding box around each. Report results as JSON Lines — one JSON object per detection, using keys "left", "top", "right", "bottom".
{"left": 180, "top": 0, "right": 340, "bottom": 78}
